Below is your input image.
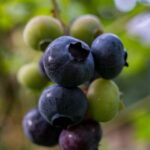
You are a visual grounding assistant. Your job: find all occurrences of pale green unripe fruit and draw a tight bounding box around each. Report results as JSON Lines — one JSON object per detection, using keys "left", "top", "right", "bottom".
{"left": 17, "top": 63, "right": 48, "bottom": 90}
{"left": 70, "top": 15, "right": 103, "bottom": 45}
{"left": 87, "top": 79, "right": 120, "bottom": 122}
{"left": 23, "top": 16, "right": 64, "bottom": 51}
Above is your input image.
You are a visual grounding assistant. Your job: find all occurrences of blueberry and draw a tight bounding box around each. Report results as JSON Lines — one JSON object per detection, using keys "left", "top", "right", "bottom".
{"left": 22, "top": 108, "right": 62, "bottom": 147}
{"left": 91, "top": 33, "right": 128, "bottom": 79}
{"left": 59, "top": 119, "right": 102, "bottom": 150}
{"left": 38, "top": 56, "right": 49, "bottom": 80}
{"left": 43, "top": 36, "right": 94, "bottom": 87}
{"left": 38, "top": 84, "right": 88, "bottom": 128}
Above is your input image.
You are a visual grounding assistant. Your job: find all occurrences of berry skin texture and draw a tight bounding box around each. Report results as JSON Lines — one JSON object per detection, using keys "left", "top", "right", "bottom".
{"left": 87, "top": 79, "right": 120, "bottom": 122}
{"left": 59, "top": 119, "right": 102, "bottom": 150}
{"left": 91, "top": 33, "right": 128, "bottom": 79}
{"left": 17, "top": 63, "right": 48, "bottom": 90}
{"left": 23, "top": 108, "right": 62, "bottom": 147}
{"left": 23, "top": 16, "right": 64, "bottom": 51}
{"left": 39, "top": 56, "right": 49, "bottom": 80}
{"left": 38, "top": 84, "right": 88, "bottom": 128}
{"left": 70, "top": 15, "right": 103, "bottom": 46}
{"left": 43, "top": 36, "right": 94, "bottom": 87}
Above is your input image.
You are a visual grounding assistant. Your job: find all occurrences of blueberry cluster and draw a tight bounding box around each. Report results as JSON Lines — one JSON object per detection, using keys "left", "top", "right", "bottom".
{"left": 19, "top": 14, "right": 128, "bottom": 150}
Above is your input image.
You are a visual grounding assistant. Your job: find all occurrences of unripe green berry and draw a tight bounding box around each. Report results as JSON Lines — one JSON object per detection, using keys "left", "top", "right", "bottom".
{"left": 87, "top": 78, "right": 120, "bottom": 122}
{"left": 23, "top": 16, "right": 64, "bottom": 51}
{"left": 17, "top": 63, "right": 48, "bottom": 90}
{"left": 70, "top": 15, "right": 103, "bottom": 46}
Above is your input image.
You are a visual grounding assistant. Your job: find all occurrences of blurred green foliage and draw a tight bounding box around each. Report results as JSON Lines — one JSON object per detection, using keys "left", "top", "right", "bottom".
{"left": 133, "top": 109, "right": 150, "bottom": 141}
{"left": 0, "top": 0, "right": 150, "bottom": 150}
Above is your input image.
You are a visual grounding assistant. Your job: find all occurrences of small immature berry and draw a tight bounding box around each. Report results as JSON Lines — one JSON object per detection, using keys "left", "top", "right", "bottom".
{"left": 17, "top": 63, "right": 48, "bottom": 90}
{"left": 23, "top": 16, "right": 64, "bottom": 51}
{"left": 87, "top": 78, "right": 120, "bottom": 122}
{"left": 70, "top": 15, "right": 103, "bottom": 45}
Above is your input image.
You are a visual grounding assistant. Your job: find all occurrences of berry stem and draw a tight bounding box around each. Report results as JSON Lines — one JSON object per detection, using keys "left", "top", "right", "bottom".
{"left": 51, "top": 0, "right": 60, "bottom": 18}
{"left": 51, "top": 0, "right": 68, "bottom": 34}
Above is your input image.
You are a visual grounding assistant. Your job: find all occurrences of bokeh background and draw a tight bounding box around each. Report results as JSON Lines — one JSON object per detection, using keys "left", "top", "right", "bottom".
{"left": 0, "top": 0, "right": 150, "bottom": 150}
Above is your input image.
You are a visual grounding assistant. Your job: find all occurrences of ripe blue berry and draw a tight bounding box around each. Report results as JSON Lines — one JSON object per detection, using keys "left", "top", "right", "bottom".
{"left": 22, "top": 108, "right": 62, "bottom": 147}
{"left": 43, "top": 36, "right": 94, "bottom": 87}
{"left": 59, "top": 119, "right": 102, "bottom": 150}
{"left": 38, "top": 85, "right": 88, "bottom": 128}
{"left": 91, "top": 33, "right": 128, "bottom": 79}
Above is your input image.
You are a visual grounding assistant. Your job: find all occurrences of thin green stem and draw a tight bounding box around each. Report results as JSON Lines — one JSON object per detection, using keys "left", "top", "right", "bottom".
{"left": 51, "top": 0, "right": 67, "bottom": 34}
{"left": 51, "top": 0, "right": 60, "bottom": 18}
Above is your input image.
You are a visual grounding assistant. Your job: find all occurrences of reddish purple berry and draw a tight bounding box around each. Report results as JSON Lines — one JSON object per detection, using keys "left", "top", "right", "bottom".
{"left": 59, "top": 119, "right": 102, "bottom": 150}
